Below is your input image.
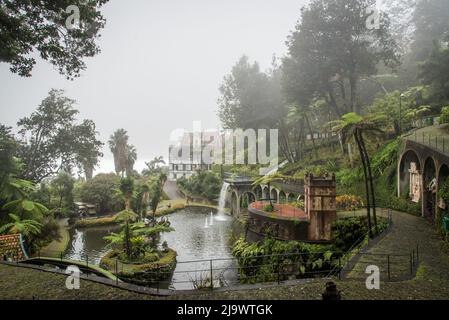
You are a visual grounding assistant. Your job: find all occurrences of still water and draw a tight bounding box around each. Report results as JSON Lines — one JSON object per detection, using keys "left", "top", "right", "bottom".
{"left": 64, "top": 225, "right": 120, "bottom": 265}
{"left": 63, "top": 208, "right": 241, "bottom": 289}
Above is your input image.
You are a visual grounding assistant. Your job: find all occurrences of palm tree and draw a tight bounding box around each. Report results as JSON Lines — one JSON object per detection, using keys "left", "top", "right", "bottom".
{"left": 109, "top": 129, "right": 129, "bottom": 177}
{"left": 139, "top": 183, "right": 150, "bottom": 220}
{"left": 119, "top": 177, "right": 134, "bottom": 211}
{"left": 149, "top": 177, "right": 164, "bottom": 220}
{"left": 0, "top": 213, "right": 42, "bottom": 237}
{"left": 142, "top": 156, "right": 165, "bottom": 176}
{"left": 330, "top": 113, "right": 386, "bottom": 236}
{"left": 288, "top": 104, "right": 318, "bottom": 158}
{"left": 113, "top": 209, "right": 138, "bottom": 258}
{"left": 125, "top": 145, "right": 137, "bottom": 177}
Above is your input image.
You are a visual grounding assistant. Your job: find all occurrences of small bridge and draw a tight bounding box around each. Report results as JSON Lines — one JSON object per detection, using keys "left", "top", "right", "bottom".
{"left": 397, "top": 125, "right": 449, "bottom": 222}
{"left": 223, "top": 173, "right": 304, "bottom": 218}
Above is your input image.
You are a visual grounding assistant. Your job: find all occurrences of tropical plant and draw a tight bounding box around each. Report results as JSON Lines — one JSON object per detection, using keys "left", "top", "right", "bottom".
{"left": 119, "top": 177, "right": 134, "bottom": 211}
{"left": 79, "top": 173, "right": 123, "bottom": 213}
{"left": 439, "top": 106, "right": 449, "bottom": 125}
{"left": 2, "top": 199, "right": 49, "bottom": 221}
{"left": 109, "top": 129, "right": 129, "bottom": 177}
{"left": 330, "top": 113, "right": 386, "bottom": 236}
{"left": 142, "top": 156, "right": 166, "bottom": 176}
{"left": 1, "top": 0, "right": 108, "bottom": 78}
{"left": 0, "top": 213, "right": 42, "bottom": 238}
{"left": 16, "top": 90, "right": 103, "bottom": 183}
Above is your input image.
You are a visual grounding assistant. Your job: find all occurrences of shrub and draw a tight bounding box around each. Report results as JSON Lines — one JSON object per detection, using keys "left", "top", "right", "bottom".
{"left": 177, "top": 171, "right": 221, "bottom": 201}
{"left": 332, "top": 217, "right": 368, "bottom": 252}
{"left": 263, "top": 204, "right": 274, "bottom": 212}
{"left": 80, "top": 173, "right": 123, "bottom": 213}
{"left": 74, "top": 215, "right": 119, "bottom": 228}
{"left": 332, "top": 216, "right": 389, "bottom": 252}
{"left": 232, "top": 237, "right": 335, "bottom": 284}
{"left": 288, "top": 201, "right": 305, "bottom": 209}
{"left": 388, "top": 197, "right": 421, "bottom": 216}
{"left": 439, "top": 106, "right": 449, "bottom": 124}
{"left": 100, "top": 249, "right": 177, "bottom": 283}
{"left": 336, "top": 195, "right": 364, "bottom": 211}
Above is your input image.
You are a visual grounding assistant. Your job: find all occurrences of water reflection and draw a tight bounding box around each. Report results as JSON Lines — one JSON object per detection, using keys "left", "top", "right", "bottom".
{"left": 64, "top": 225, "right": 119, "bottom": 265}
{"left": 161, "top": 209, "right": 239, "bottom": 289}
{"left": 63, "top": 208, "right": 241, "bottom": 289}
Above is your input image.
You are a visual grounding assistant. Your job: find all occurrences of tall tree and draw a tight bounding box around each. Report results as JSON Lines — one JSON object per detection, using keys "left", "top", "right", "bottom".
{"left": 217, "top": 56, "right": 286, "bottom": 130}
{"left": 109, "top": 129, "right": 129, "bottom": 177}
{"left": 330, "top": 113, "right": 386, "bottom": 236}
{"left": 419, "top": 40, "right": 449, "bottom": 104}
{"left": 50, "top": 171, "right": 75, "bottom": 212}
{"left": 125, "top": 145, "right": 137, "bottom": 177}
{"left": 283, "top": 0, "right": 400, "bottom": 117}
{"left": 410, "top": 0, "right": 449, "bottom": 62}
{"left": 119, "top": 177, "right": 134, "bottom": 212}
{"left": 0, "top": 0, "right": 109, "bottom": 79}
{"left": 17, "top": 89, "right": 103, "bottom": 183}
{"left": 142, "top": 156, "right": 165, "bottom": 176}
{"left": 73, "top": 120, "right": 104, "bottom": 180}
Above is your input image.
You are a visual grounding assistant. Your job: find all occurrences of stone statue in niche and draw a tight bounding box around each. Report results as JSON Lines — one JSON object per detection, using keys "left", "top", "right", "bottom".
{"left": 409, "top": 162, "right": 421, "bottom": 203}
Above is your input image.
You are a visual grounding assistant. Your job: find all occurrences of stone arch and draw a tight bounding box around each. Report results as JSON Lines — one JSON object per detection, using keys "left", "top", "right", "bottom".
{"left": 437, "top": 163, "right": 449, "bottom": 216}
{"left": 241, "top": 192, "right": 256, "bottom": 209}
{"left": 423, "top": 156, "right": 437, "bottom": 221}
{"left": 230, "top": 191, "right": 240, "bottom": 217}
{"left": 397, "top": 149, "right": 422, "bottom": 199}
{"left": 279, "top": 191, "right": 287, "bottom": 204}
{"left": 262, "top": 186, "right": 270, "bottom": 200}
{"left": 254, "top": 185, "right": 263, "bottom": 200}
{"left": 287, "top": 193, "right": 296, "bottom": 203}
{"left": 270, "top": 188, "right": 279, "bottom": 203}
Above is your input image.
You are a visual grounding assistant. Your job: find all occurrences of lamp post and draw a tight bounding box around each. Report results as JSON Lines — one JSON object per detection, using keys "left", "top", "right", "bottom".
{"left": 399, "top": 93, "right": 405, "bottom": 135}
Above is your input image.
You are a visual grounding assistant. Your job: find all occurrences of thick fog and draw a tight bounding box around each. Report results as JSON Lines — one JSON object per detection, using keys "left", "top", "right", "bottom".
{"left": 0, "top": 0, "right": 308, "bottom": 173}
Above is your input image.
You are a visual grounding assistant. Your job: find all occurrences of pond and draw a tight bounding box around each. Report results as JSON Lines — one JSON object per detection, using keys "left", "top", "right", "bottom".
{"left": 64, "top": 225, "right": 120, "bottom": 265}
{"left": 63, "top": 207, "right": 242, "bottom": 289}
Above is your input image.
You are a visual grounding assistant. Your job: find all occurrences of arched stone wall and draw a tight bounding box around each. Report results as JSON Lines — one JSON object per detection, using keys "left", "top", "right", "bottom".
{"left": 270, "top": 188, "right": 279, "bottom": 203}
{"left": 230, "top": 191, "right": 240, "bottom": 217}
{"left": 279, "top": 191, "right": 287, "bottom": 204}
{"left": 437, "top": 164, "right": 449, "bottom": 216}
{"left": 254, "top": 185, "right": 263, "bottom": 200}
{"left": 241, "top": 192, "right": 256, "bottom": 209}
{"left": 262, "top": 186, "right": 270, "bottom": 200}
{"left": 423, "top": 156, "right": 437, "bottom": 222}
{"left": 397, "top": 149, "right": 422, "bottom": 199}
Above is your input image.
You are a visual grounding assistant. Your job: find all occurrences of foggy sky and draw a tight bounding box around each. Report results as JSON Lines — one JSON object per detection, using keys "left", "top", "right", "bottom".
{"left": 0, "top": 0, "right": 308, "bottom": 174}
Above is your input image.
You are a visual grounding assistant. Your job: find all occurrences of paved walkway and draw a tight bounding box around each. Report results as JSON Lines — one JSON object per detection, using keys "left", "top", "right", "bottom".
{"left": 163, "top": 181, "right": 183, "bottom": 200}
{"left": 346, "top": 210, "right": 449, "bottom": 282}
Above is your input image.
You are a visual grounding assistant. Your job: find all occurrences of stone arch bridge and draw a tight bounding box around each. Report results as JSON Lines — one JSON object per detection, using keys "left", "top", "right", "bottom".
{"left": 398, "top": 134, "right": 449, "bottom": 223}
{"left": 223, "top": 174, "right": 304, "bottom": 218}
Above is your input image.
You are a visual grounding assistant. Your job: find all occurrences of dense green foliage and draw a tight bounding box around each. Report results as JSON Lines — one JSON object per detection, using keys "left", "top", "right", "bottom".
{"left": 331, "top": 216, "right": 389, "bottom": 252}
{"left": 1, "top": 0, "right": 109, "bottom": 78}
{"left": 79, "top": 173, "right": 123, "bottom": 213}
{"left": 16, "top": 89, "right": 103, "bottom": 182}
{"left": 177, "top": 171, "right": 221, "bottom": 201}
{"left": 232, "top": 237, "right": 335, "bottom": 284}
{"left": 439, "top": 107, "right": 449, "bottom": 125}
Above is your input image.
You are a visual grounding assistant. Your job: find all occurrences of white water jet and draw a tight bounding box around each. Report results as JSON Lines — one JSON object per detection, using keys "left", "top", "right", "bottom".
{"left": 215, "top": 182, "right": 230, "bottom": 221}
{"left": 209, "top": 212, "right": 214, "bottom": 226}
{"left": 204, "top": 217, "right": 209, "bottom": 228}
